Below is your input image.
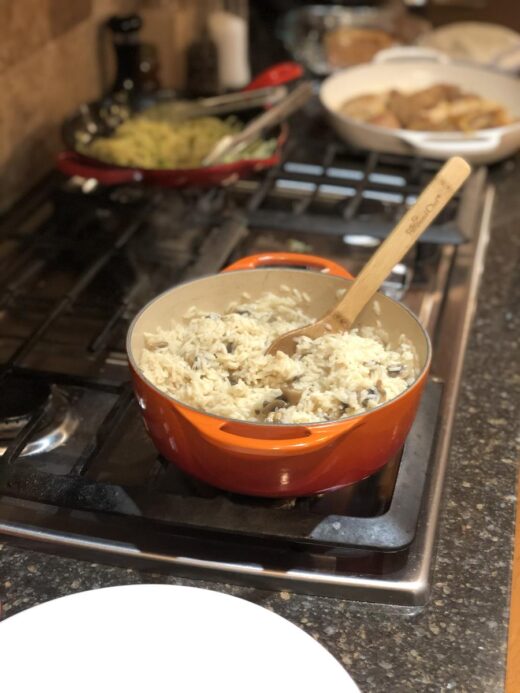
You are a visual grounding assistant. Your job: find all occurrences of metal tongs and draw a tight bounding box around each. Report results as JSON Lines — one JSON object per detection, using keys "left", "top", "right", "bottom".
{"left": 203, "top": 81, "right": 314, "bottom": 166}
{"left": 161, "top": 85, "right": 289, "bottom": 121}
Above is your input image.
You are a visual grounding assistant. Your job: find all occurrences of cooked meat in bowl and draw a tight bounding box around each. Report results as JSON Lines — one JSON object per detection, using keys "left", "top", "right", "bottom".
{"left": 340, "top": 83, "right": 514, "bottom": 132}
{"left": 324, "top": 27, "right": 396, "bottom": 68}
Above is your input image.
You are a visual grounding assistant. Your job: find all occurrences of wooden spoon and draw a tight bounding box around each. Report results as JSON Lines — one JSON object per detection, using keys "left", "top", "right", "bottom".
{"left": 266, "top": 156, "right": 471, "bottom": 406}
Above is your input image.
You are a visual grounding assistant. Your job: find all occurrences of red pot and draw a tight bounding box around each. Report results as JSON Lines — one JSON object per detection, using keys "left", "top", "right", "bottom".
{"left": 57, "top": 62, "right": 301, "bottom": 188}
{"left": 127, "top": 252, "right": 431, "bottom": 497}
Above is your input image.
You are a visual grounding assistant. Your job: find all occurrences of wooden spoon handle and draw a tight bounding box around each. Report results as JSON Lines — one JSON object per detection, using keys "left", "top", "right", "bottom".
{"left": 330, "top": 156, "right": 472, "bottom": 330}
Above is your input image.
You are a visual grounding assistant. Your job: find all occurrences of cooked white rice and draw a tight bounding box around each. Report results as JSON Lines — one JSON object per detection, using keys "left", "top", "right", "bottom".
{"left": 139, "top": 288, "right": 419, "bottom": 424}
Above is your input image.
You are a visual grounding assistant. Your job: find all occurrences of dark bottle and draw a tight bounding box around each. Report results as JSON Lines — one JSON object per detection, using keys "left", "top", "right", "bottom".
{"left": 185, "top": 7, "right": 219, "bottom": 98}
{"left": 107, "top": 14, "right": 160, "bottom": 94}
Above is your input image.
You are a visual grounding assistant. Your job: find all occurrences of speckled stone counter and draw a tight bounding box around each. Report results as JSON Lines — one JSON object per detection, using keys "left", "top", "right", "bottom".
{"left": 1, "top": 165, "right": 519, "bottom": 693}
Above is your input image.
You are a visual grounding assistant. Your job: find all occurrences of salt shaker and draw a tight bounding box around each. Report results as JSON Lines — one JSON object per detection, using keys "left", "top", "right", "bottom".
{"left": 209, "top": 3, "right": 251, "bottom": 91}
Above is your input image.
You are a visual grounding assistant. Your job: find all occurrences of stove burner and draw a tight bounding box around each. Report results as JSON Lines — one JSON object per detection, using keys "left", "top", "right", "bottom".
{"left": 0, "top": 379, "right": 78, "bottom": 457}
{"left": 0, "top": 376, "right": 51, "bottom": 428}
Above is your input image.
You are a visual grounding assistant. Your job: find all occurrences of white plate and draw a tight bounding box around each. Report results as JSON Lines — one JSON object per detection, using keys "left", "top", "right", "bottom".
{"left": 0, "top": 584, "right": 359, "bottom": 693}
{"left": 418, "top": 22, "right": 520, "bottom": 72}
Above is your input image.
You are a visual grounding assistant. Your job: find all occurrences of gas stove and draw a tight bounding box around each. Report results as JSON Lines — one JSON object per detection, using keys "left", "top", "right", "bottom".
{"left": 0, "top": 136, "right": 493, "bottom": 606}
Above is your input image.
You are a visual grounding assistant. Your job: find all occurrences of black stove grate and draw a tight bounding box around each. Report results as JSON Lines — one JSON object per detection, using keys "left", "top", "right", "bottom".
{"left": 224, "top": 116, "right": 467, "bottom": 245}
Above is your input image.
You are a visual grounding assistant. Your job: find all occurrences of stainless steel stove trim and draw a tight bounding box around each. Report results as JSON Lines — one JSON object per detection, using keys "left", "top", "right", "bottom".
{"left": 0, "top": 507, "right": 427, "bottom": 605}
{"left": 0, "top": 184, "right": 494, "bottom": 607}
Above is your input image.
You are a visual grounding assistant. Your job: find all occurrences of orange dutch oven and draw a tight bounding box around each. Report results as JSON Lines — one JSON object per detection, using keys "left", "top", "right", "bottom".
{"left": 127, "top": 252, "right": 431, "bottom": 497}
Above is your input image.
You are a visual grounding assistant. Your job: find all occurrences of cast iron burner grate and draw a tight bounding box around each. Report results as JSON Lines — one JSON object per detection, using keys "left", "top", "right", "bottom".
{"left": 222, "top": 103, "right": 470, "bottom": 246}
{"left": 0, "top": 377, "right": 440, "bottom": 550}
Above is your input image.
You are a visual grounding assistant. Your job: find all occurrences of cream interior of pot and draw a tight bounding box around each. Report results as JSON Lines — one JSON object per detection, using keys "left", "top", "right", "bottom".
{"left": 128, "top": 269, "right": 430, "bottom": 381}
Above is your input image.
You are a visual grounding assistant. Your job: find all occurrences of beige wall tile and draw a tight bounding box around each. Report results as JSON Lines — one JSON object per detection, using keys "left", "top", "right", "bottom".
{"left": 0, "top": 18, "right": 106, "bottom": 212}
{"left": 0, "top": 42, "right": 59, "bottom": 210}
{"left": 47, "top": 0, "right": 93, "bottom": 38}
{"left": 0, "top": 0, "right": 51, "bottom": 74}
{"left": 94, "top": 0, "right": 139, "bottom": 15}
{"left": 48, "top": 20, "right": 103, "bottom": 115}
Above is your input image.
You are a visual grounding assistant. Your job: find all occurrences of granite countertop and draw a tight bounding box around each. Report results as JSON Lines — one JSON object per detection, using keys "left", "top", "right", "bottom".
{"left": 1, "top": 165, "right": 519, "bottom": 693}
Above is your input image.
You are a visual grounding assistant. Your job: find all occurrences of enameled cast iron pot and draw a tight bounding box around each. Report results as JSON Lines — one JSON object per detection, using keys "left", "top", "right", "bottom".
{"left": 127, "top": 252, "right": 431, "bottom": 498}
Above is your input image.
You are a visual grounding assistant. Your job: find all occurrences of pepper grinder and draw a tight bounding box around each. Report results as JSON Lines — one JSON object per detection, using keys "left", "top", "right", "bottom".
{"left": 185, "top": 2, "right": 220, "bottom": 97}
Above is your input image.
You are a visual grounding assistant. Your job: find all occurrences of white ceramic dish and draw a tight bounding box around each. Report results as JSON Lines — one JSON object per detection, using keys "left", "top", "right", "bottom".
{"left": 278, "top": 3, "right": 430, "bottom": 76}
{"left": 0, "top": 584, "right": 360, "bottom": 693}
{"left": 418, "top": 22, "right": 520, "bottom": 73}
{"left": 320, "top": 47, "right": 520, "bottom": 164}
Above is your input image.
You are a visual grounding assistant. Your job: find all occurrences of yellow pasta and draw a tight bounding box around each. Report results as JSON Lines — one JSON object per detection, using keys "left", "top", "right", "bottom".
{"left": 79, "top": 115, "right": 276, "bottom": 169}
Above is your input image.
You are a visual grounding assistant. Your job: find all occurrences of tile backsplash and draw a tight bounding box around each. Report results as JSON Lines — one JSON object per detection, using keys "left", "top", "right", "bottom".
{"left": 0, "top": 0, "right": 193, "bottom": 211}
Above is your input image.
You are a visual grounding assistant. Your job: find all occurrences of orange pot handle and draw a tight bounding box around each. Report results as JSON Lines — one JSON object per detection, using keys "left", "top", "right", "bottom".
{"left": 176, "top": 405, "right": 362, "bottom": 457}
{"left": 223, "top": 252, "right": 353, "bottom": 279}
